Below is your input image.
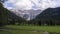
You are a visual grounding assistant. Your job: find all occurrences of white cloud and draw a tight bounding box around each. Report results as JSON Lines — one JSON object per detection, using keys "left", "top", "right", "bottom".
{"left": 14, "top": 0, "right": 33, "bottom": 10}
{"left": 4, "top": 0, "right": 60, "bottom": 10}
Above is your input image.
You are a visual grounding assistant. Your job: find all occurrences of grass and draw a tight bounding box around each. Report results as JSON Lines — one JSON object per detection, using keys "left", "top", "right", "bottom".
{"left": 0, "top": 25, "right": 60, "bottom": 34}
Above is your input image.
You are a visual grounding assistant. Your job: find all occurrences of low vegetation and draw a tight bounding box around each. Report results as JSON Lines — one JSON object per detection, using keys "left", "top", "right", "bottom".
{"left": 0, "top": 25, "right": 60, "bottom": 34}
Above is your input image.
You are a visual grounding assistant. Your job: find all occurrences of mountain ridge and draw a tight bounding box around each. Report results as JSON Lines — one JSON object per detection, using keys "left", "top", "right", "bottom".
{"left": 35, "top": 7, "right": 60, "bottom": 20}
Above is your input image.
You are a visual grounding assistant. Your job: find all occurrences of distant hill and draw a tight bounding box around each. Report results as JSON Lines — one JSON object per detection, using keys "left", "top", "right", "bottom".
{"left": 35, "top": 7, "right": 60, "bottom": 20}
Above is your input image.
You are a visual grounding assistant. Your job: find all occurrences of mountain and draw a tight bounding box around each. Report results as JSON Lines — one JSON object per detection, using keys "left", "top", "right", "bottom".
{"left": 3, "top": 0, "right": 60, "bottom": 20}
{"left": 35, "top": 7, "right": 60, "bottom": 20}
{"left": 10, "top": 9, "right": 42, "bottom": 20}
{"left": 7, "top": 10, "right": 26, "bottom": 21}
{"left": 28, "top": 7, "right": 60, "bottom": 25}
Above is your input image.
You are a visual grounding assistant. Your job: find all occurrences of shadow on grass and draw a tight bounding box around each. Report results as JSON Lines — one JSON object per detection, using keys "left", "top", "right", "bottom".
{"left": 0, "top": 29, "right": 12, "bottom": 34}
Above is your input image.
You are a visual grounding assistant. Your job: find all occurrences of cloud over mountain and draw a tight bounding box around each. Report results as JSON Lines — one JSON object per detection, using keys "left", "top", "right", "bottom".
{"left": 3, "top": 0, "right": 60, "bottom": 20}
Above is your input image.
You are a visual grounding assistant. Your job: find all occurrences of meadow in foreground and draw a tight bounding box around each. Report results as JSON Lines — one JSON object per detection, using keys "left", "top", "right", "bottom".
{"left": 0, "top": 25, "right": 60, "bottom": 34}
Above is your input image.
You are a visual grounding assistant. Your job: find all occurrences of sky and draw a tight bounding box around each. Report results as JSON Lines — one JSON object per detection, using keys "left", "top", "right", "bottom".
{"left": 3, "top": 0, "right": 60, "bottom": 10}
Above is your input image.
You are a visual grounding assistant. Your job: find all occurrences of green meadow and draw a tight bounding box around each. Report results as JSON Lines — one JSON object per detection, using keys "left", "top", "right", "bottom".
{"left": 0, "top": 25, "right": 60, "bottom": 34}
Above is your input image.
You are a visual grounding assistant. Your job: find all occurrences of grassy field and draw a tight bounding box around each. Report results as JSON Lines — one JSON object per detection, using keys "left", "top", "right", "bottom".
{"left": 0, "top": 25, "right": 60, "bottom": 34}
